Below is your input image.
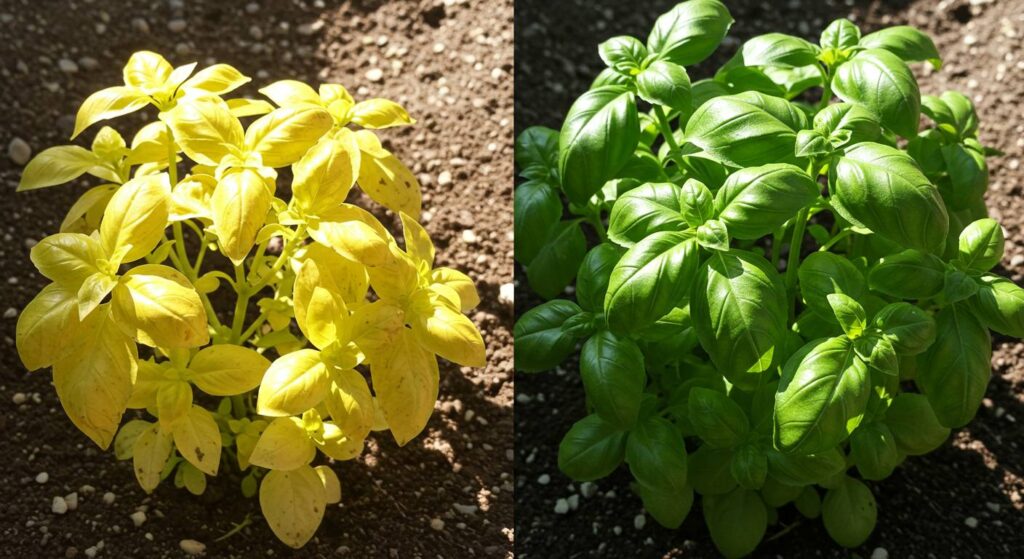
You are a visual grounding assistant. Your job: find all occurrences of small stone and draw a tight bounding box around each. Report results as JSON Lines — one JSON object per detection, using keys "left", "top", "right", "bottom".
{"left": 245, "top": 2, "right": 260, "bottom": 14}
{"left": 461, "top": 229, "right": 478, "bottom": 244}
{"left": 437, "top": 170, "right": 453, "bottom": 186}
{"left": 83, "top": 547, "right": 97, "bottom": 559}
{"left": 429, "top": 517, "right": 445, "bottom": 531}
{"left": 5, "top": 307, "right": 18, "bottom": 318}
{"left": 580, "top": 482, "right": 597, "bottom": 498}
{"left": 180, "top": 539, "right": 206, "bottom": 555}
{"left": 634, "top": 513, "right": 646, "bottom": 530}
{"left": 167, "top": 19, "right": 186, "bottom": 32}
{"left": 1010, "top": 254, "right": 1024, "bottom": 268}
{"left": 964, "top": 34, "right": 978, "bottom": 45}
{"left": 248, "top": 25, "right": 263, "bottom": 40}
{"left": 567, "top": 494, "right": 580, "bottom": 510}
{"left": 432, "top": 42, "right": 445, "bottom": 54}
{"left": 35, "top": 472, "right": 49, "bottom": 484}
{"left": 8, "top": 137, "right": 31, "bottom": 165}
{"left": 986, "top": 502, "right": 1001, "bottom": 513}
{"left": 130, "top": 18, "right": 150, "bottom": 34}
{"left": 453, "top": 503, "right": 478, "bottom": 515}
{"left": 537, "top": 474, "right": 550, "bottom": 485}
{"left": 297, "top": 20, "right": 324, "bottom": 36}
{"left": 498, "top": 283, "right": 514, "bottom": 306}
{"left": 871, "top": 547, "right": 889, "bottom": 559}
{"left": 58, "top": 59, "right": 78, "bottom": 73}
{"left": 78, "top": 57, "right": 99, "bottom": 71}
{"left": 129, "top": 511, "right": 146, "bottom": 527}
{"left": 965, "top": 516, "right": 979, "bottom": 528}
{"left": 65, "top": 547, "right": 78, "bottom": 558}
{"left": 102, "top": 492, "right": 115, "bottom": 504}
{"left": 12, "top": 392, "right": 27, "bottom": 404}
{"left": 52, "top": 496, "right": 68, "bottom": 515}
{"left": 365, "top": 68, "right": 384, "bottom": 82}
{"left": 65, "top": 493, "right": 78, "bottom": 510}
{"left": 553, "top": 498, "right": 570, "bottom": 514}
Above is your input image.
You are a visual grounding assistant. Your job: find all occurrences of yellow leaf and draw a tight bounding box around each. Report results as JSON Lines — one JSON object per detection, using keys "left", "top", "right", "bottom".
{"left": 122, "top": 51, "right": 173, "bottom": 92}
{"left": 257, "top": 349, "right": 330, "bottom": 417}
{"left": 61, "top": 184, "right": 117, "bottom": 233}
{"left": 319, "top": 84, "right": 354, "bottom": 105}
{"left": 16, "top": 283, "right": 83, "bottom": 370}
{"left": 259, "top": 80, "right": 322, "bottom": 107}
{"left": 370, "top": 328, "right": 439, "bottom": 446}
{"left": 226, "top": 98, "right": 275, "bottom": 118}
{"left": 172, "top": 405, "right": 222, "bottom": 475}
{"left": 127, "top": 359, "right": 171, "bottom": 409}
{"left": 29, "top": 233, "right": 103, "bottom": 287}
{"left": 18, "top": 146, "right": 100, "bottom": 191}
{"left": 212, "top": 168, "right": 273, "bottom": 264}
{"left": 112, "top": 264, "right": 209, "bottom": 348}
{"left": 163, "top": 98, "right": 244, "bottom": 165}
{"left": 132, "top": 422, "right": 174, "bottom": 493}
{"left": 350, "top": 98, "right": 415, "bottom": 129}
{"left": 307, "top": 205, "right": 392, "bottom": 267}
{"left": 259, "top": 466, "right": 326, "bottom": 549}
{"left": 400, "top": 211, "right": 435, "bottom": 267}
{"left": 349, "top": 300, "right": 405, "bottom": 359}
{"left": 53, "top": 306, "right": 138, "bottom": 449}
{"left": 235, "top": 419, "right": 267, "bottom": 470}
{"left": 314, "top": 421, "right": 364, "bottom": 461}
{"left": 179, "top": 461, "right": 207, "bottom": 495}
{"left": 114, "top": 419, "right": 151, "bottom": 460}
{"left": 314, "top": 465, "right": 342, "bottom": 504}
{"left": 100, "top": 173, "right": 171, "bottom": 263}
{"left": 249, "top": 417, "right": 316, "bottom": 471}
{"left": 91, "top": 126, "right": 127, "bottom": 162}
{"left": 244, "top": 106, "right": 333, "bottom": 167}
{"left": 410, "top": 290, "right": 486, "bottom": 367}
{"left": 165, "top": 62, "right": 198, "bottom": 94}
{"left": 354, "top": 130, "right": 421, "bottom": 219}
{"left": 170, "top": 174, "right": 217, "bottom": 221}
{"left": 291, "top": 132, "right": 359, "bottom": 215}
{"left": 156, "top": 380, "right": 193, "bottom": 430}
{"left": 324, "top": 368, "right": 374, "bottom": 442}
{"left": 72, "top": 86, "right": 150, "bottom": 139}
{"left": 126, "top": 121, "right": 174, "bottom": 166}
{"left": 364, "top": 245, "right": 421, "bottom": 301}
{"left": 303, "top": 286, "right": 346, "bottom": 350}
{"left": 182, "top": 63, "right": 251, "bottom": 95}
{"left": 77, "top": 271, "right": 118, "bottom": 320}
{"left": 431, "top": 267, "right": 480, "bottom": 312}
{"left": 293, "top": 245, "right": 367, "bottom": 339}
{"left": 188, "top": 344, "right": 270, "bottom": 396}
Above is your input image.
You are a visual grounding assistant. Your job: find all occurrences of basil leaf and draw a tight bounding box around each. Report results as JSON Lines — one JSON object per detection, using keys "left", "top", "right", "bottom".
{"left": 581, "top": 331, "right": 647, "bottom": 428}
{"left": 918, "top": 304, "right": 991, "bottom": 428}
{"left": 685, "top": 91, "right": 806, "bottom": 168}
{"left": 703, "top": 488, "right": 767, "bottom": 559}
{"left": 820, "top": 18, "right": 861, "bottom": 50}
{"left": 633, "top": 480, "right": 694, "bottom": 529}
{"left": 795, "top": 129, "right": 832, "bottom": 158}
{"left": 688, "top": 387, "right": 749, "bottom": 448}
{"left": 969, "top": 274, "right": 1024, "bottom": 338}
{"left": 794, "top": 486, "right": 823, "bottom": 518}
{"left": 760, "top": 475, "right": 802, "bottom": 507}
{"left": 730, "top": 442, "right": 768, "bottom": 490}
{"left": 561, "top": 312, "right": 598, "bottom": 339}
{"left": 767, "top": 447, "right": 846, "bottom": 487}
{"left": 591, "top": 67, "right": 633, "bottom": 89}
{"left": 576, "top": 243, "right": 624, "bottom": 312}
{"left": 513, "top": 180, "right": 562, "bottom": 265}
{"left": 605, "top": 231, "right": 700, "bottom": 334}
{"left": 689, "top": 445, "right": 737, "bottom": 495}
{"left": 958, "top": 218, "right": 1004, "bottom": 274}
{"left": 513, "top": 300, "right": 582, "bottom": 372}
{"left": 557, "top": 413, "right": 627, "bottom": 481}
{"left": 646, "top": 0, "right": 733, "bottom": 67}
{"left": 922, "top": 91, "right": 978, "bottom": 140}
{"left": 940, "top": 143, "right": 988, "bottom": 210}
{"left": 762, "top": 65, "right": 823, "bottom": 99}
{"left": 714, "top": 65, "right": 788, "bottom": 98}
{"left": 738, "top": 33, "right": 820, "bottom": 68}
{"left": 515, "top": 126, "right": 560, "bottom": 180}
{"left": 696, "top": 219, "right": 730, "bottom": 252}
{"left": 680, "top": 178, "right": 715, "bottom": 227}
{"left": 799, "top": 252, "right": 867, "bottom": 321}
{"left": 775, "top": 336, "right": 870, "bottom": 454}
{"left": 868, "top": 248, "right": 946, "bottom": 299}
{"left": 822, "top": 477, "right": 878, "bottom": 548}
{"left": 873, "top": 302, "right": 937, "bottom": 355}
{"left": 636, "top": 60, "right": 692, "bottom": 114}
{"left": 850, "top": 422, "right": 900, "bottom": 481}
{"left": 884, "top": 392, "right": 950, "bottom": 456}
{"left": 691, "top": 78, "right": 731, "bottom": 111}
{"left": 832, "top": 49, "right": 921, "bottom": 138}
{"left": 858, "top": 25, "right": 941, "bottom": 70}
{"left": 830, "top": 142, "right": 949, "bottom": 252}
{"left": 854, "top": 335, "right": 899, "bottom": 378}
{"left": 827, "top": 293, "right": 867, "bottom": 338}
{"left": 607, "top": 182, "right": 687, "bottom": 247}
{"left": 813, "top": 103, "right": 882, "bottom": 148}
{"left": 558, "top": 86, "right": 640, "bottom": 204}
{"left": 692, "top": 250, "right": 788, "bottom": 387}
{"left": 715, "top": 163, "right": 819, "bottom": 240}
{"left": 526, "top": 220, "right": 587, "bottom": 300}
{"left": 942, "top": 269, "right": 978, "bottom": 304}
{"left": 626, "top": 416, "right": 688, "bottom": 494}
{"left": 598, "top": 35, "right": 648, "bottom": 73}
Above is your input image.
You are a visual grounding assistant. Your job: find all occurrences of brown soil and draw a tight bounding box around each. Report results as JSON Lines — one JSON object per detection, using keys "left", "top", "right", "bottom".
{"left": 0, "top": 1, "right": 513, "bottom": 558}
{"left": 515, "top": 0, "right": 1024, "bottom": 557}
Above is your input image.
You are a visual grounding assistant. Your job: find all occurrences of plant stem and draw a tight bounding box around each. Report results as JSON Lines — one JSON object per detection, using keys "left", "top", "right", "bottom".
{"left": 239, "top": 311, "right": 270, "bottom": 343}
{"left": 164, "top": 123, "right": 178, "bottom": 186}
{"left": 818, "top": 228, "right": 853, "bottom": 253}
{"left": 230, "top": 262, "right": 250, "bottom": 343}
{"left": 214, "top": 514, "right": 253, "bottom": 543}
{"left": 587, "top": 211, "right": 607, "bottom": 242}
{"left": 652, "top": 104, "right": 689, "bottom": 174}
{"left": 785, "top": 207, "right": 809, "bottom": 321}
{"left": 817, "top": 64, "right": 832, "bottom": 111}
{"left": 251, "top": 226, "right": 306, "bottom": 293}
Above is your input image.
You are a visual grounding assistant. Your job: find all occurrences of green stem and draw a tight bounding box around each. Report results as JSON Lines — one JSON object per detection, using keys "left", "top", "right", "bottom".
{"left": 173, "top": 222, "right": 193, "bottom": 277}
{"left": 771, "top": 229, "right": 784, "bottom": 268}
{"left": 818, "top": 228, "right": 853, "bottom": 253}
{"left": 817, "top": 64, "right": 832, "bottom": 111}
{"left": 239, "top": 311, "right": 270, "bottom": 343}
{"left": 587, "top": 212, "right": 607, "bottom": 242}
{"left": 652, "top": 105, "right": 688, "bottom": 173}
{"left": 251, "top": 227, "right": 306, "bottom": 293}
{"left": 230, "top": 262, "right": 250, "bottom": 343}
{"left": 785, "top": 207, "right": 809, "bottom": 321}
{"left": 214, "top": 514, "right": 254, "bottom": 543}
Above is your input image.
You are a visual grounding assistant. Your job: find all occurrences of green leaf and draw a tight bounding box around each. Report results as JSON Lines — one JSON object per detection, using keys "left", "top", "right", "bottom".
{"left": 581, "top": 331, "right": 646, "bottom": 428}
{"left": 730, "top": 442, "right": 767, "bottom": 490}
{"left": 714, "top": 65, "right": 787, "bottom": 98}
{"left": 636, "top": 60, "right": 692, "bottom": 113}
{"left": 759, "top": 475, "right": 802, "bottom": 507}
{"left": 605, "top": 231, "right": 700, "bottom": 335}
{"left": 868, "top": 248, "right": 946, "bottom": 299}
{"left": 515, "top": 126, "right": 559, "bottom": 180}
{"left": 575, "top": 243, "right": 624, "bottom": 312}
{"left": 794, "top": 129, "right": 832, "bottom": 158}
{"left": 607, "top": 182, "right": 687, "bottom": 247}
{"left": 767, "top": 447, "right": 846, "bottom": 487}
{"left": 558, "top": 86, "right": 640, "bottom": 204}
{"left": 527, "top": 220, "right": 587, "bottom": 300}
{"left": 922, "top": 91, "right": 978, "bottom": 140}
{"left": 646, "top": 0, "right": 733, "bottom": 67}
{"left": 940, "top": 143, "right": 988, "bottom": 210}
{"left": 918, "top": 304, "right": 991, "bottom": 428}
{"left": 820, "top": 18, "right": 861, "bottom": 50}
{"left": 854, "top": 335, "right": 899, "bottom": 378}
{"left": 598, "top": 35, "right": 648, "bottom": 73}
{"left": 696, "top": 219, "right": 730, "bottom": 251}
{"left": 813, "top": 103, "right": 882, "bottom": 148}
{"left": 942, "top": 269, "right": 979, "bottom": 304}
{"left": 969, "top": 274, "right": 1024, "bottom": 338}
{"left": 798, "top": 252, "right": 867, "bottom": 321}
{"left": 687, "top": 387, "right": 749, "bottom": 448}
{"left": 626, "top": 417, "right": 688, "bottom": 493}
{"left": 822, "top": 477, "right": 877, "bottom": 548}
{"left": 957, "top": 218, "right": 1004, "bottom": 274}
{"left": 692, "top": 250, "right": 788, "bottom": 387}
{"left": 703, "top": 488, "right": 767, "bottom": 559}
{"left": 873, "top": 302, "right": 937, "bottom": 355}
{"left": 794, "top": 486, "right": 823, "bottom": 518}
{"left": 633, "top": 480, "right": 694, "bottom": 529}
{"left": 513, "top": 300, "right": 582, "bottom": 372}
{"left": 688, "top": 445, "right": 737, "bottom": 495}
{"left": 685, "top": 91, "right": 806, "bottom": 168}
{"left": 762, "top": 65, "right": 823, "bottom": 99}
{"left": 775, "top": 336, "right": 870, "bottom": 454}
{"left": 827, "top": 293, "right": 867, "bottom": 338}
{"left": 513, "top": 180, "right": 562, "bottom": 265}
{"left": 850, "top": 422, "right": 900, "bottom": 480}
{"left": 859, "top": 25, "right": 941, "bottom": 70}
{"left": 884, "top": 392, "right": 950, "bottom": 455}
{"left": 832, "top": 49, "right": 921, "bottom": 138}
{"left": 738, "top": 33, "right": 820, "bottom": 68}
{"left": 557, "top": 413, "right": 627, "bottom": 481}
{"left": 830, "top": 142, "right": 948, "bottom": 252}
{"left": 680, "top": 178, "right": 715, "bottom": 227}
{"left": 714, "top": 163, "right": 819, "bottom": 240}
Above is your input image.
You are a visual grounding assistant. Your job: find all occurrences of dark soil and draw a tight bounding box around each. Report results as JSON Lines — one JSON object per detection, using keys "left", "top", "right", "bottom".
{"left": 0, "top": 1, "right": 513, "bottom": 558}
{"left": 515, "top": 0, "right": 1024, "bottom": 557}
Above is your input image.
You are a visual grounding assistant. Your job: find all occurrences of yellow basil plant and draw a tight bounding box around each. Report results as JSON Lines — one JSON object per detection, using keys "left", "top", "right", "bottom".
{"left": 15, "top": 51, "right": 485, "bottom": 548}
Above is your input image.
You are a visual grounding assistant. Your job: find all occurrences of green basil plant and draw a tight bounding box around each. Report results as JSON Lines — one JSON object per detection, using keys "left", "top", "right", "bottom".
{"left": 514, "top": 1, "right": 1015, "bottom": 555}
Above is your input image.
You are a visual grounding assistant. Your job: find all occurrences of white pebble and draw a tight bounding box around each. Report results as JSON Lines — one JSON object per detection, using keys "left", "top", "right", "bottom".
{"left": 986, "top": 502, "right": 1001, "bottom": 513}
{"left": 8, "top": 137, "right": 31, "bottom": 165}
{"left": 580, "top": 482, "right": 597, "bottom": 498}
{"left": 453, "top": 503, "right": 478, "bottom": 515}
{"left": 245, "top": 2, "right": 260, "bottom": 14}
{"left": 84, "top": 547, "right": 97, "bottom": 558}
{"left": 102, "top": 492, "right": 115, "bottom": 504}
{"left": 461, "top": 229, "right": 478, "bottom": 244}
{"left": 366, "top": 68, "right": 384, "bottom": 82}
{"left": 65, "top": 492, "right": 78, "bottom": 510}
{"left": 167, "top": 19, "right": 186, "bottom": 32}
{"left": 553, "top": 498, "right": 570, "bottom": 514}
{"left": 1010, "top": 254, "right": 1024, "bottom": 268}
{"left": 58, "top": 58, "right": 78, "bottom": 73}
{"left": 537, "top": 474, "right": 550, "bottom": 485}
{"left": 297, "top": 20, "right": 324, "bottom": 36}
{"left": 965, "top": 516, "right": 979, "bottom": 528}
{"left": 429, "top": 517, "right": 445, "bottom": 531}
{"left": 12, "top": 392, "right": 27, "bottom": 404}
{"left": 129, "top": 511, "right": 147, "bottom": 527}
{"left": 567, "top": 494, "right": 580, "bottom": 510}
{"left": 437, "top": 170, "right": 453, "bottom": 186}
{"left": 52, "top": 496, "right": 68, "bottom": 515}
{"left": 35, "top": 472, "right": 49, "bottom": 484}
{"left": 180, "top": 539, "right": 206, "bottom": 555}
{"left": 498, "top": 283, "right": 514, "bottom": 306}
{"left": 634, "top": 513, "right": 646, "bottom": 530}
{"left": 871, "top": 548, "right": 889, "bottom": 559}
{"left": 4, "top": 307, "right": 18, "bottom": 318}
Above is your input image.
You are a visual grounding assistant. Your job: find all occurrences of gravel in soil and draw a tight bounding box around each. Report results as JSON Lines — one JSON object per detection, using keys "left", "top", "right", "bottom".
{"left": 515, "top": 0, "right": 1024, "bottom": 557}
{"left": 0, "top": 0, "right": 513, "bottom": 557}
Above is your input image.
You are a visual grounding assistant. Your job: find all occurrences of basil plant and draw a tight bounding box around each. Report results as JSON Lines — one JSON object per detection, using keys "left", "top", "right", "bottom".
{"left": 514, "top": 1, "right": 1016, "bottom": 555}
